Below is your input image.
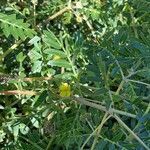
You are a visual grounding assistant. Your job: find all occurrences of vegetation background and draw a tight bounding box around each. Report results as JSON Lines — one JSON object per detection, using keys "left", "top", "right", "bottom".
{"left": 0, "top": 0, "right": 150, "bottom": 149}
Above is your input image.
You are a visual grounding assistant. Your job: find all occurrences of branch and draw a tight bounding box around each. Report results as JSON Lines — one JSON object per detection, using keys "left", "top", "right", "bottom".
{"left": 114, "top": 114, "right": 150, "bottom": 150}
{"left": 81, "top": 113, "right": 111, "bottom": 150}
{"left": 73, "top": 96, "right": 136, "bottom": 118}
{"left": 21, "top": 76, "right": 52, "bottom": 82}
{"left": 91, "top": 113, "right": 110, "bottom": 150}
{"left": 126, "top": 79, "right": 150, "bottom": 87}
{"left": 0, "top": 90, "right": 37, "bottom": 95}
{"left": 0, "top": 40, "right": 22, "bottom": 61}
{"left": 44, "top": 6, "right": 72, "bottom": 23}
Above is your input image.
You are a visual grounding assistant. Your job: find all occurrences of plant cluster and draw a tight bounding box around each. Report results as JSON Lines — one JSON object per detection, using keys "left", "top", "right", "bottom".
{"left": 0, "top": 0, "right": 149, "bottom": 149}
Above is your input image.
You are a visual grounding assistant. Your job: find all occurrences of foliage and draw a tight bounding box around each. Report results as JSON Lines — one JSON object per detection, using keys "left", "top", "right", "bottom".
{"left": 0, "top": 0, "right": 150, "bottom": 150}
{"left": 0, "top": 13, "right": 36, "bottom": 40}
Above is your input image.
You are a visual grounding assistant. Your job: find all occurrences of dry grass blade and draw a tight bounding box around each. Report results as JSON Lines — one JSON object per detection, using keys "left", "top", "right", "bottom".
{"left": 0, "top": 90, "right": 37, "bottom": 95}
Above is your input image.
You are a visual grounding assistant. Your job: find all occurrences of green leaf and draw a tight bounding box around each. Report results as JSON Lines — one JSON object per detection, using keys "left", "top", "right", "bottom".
{"left": 47, "top": 59, "right": 71, "bottom": 68}
{"left": 16, "top": 52, "right": 26, "bottom": 62}
{"left": 109, "top": 143, "right": 115, "bottom": 150}
{"left": 0, "top": 130, "right": 6, "bottom": 142}
{"left": 13, "top": 125, "right": 19, "bottom": 138}
{"left": 28, "top": 48, "right": 42, "bottom": 62}
{"left": 19, "top": 123, "right": 30, "bottom": 135}
{"left": 44, "top": 49, "right": 66, "bottom": 58}
{"left": 96, "top": 140, "right": 108, "bottom": 150}
{"left": 43, "top": 30, "right": 58, "bottom": 42}
{"left": 43, "top": 30, "right": 61, "bottom": 49}
{"left": 54, "top": 72, "right": 74, "bottom": 80}
{"left": 28, "top": 36, "right": 41, "bottom": 45}
{"left": 90, "top": 9, "right": 100, "bottom": 20}
{"left": 34, "top": 90, "right": 48, "bottom": 107}
{"left": 0, "top": 12, "right": 36, "bottom": 40}
{"left": 32, "top": 60, "right": 42, "bottom": 73}
{"left": 0, "top": 105, "right": 4, "bottom": 109}
{"left": 31, "top": 117, "right": 39, "bottom": 128}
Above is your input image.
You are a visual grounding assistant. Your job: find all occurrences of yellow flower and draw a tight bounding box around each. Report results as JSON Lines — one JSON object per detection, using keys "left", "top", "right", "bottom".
{"left": 59, "top": 82, "right": 71, "bottom": 97}
{"left": 53, "top": 55, "right": 61, "bottom": 60}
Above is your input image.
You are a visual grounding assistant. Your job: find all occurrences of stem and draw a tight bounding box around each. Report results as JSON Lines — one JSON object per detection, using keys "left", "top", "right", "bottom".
{"left": 33, "top": 3, "right": 36, "bottom": 27}
{"left": 73, "top": 96, "right": 136, "bottom": 118}
{"left": 57, "top": 39, "right": 78, "bottom": 77}
{"left": 67, "top": 56, "right": 77, "bottom": 76}
{"left": 7, "top": 76, "right": 52, "bottom": 83}
{"left": 19, "top": 135, "right": 44, "bottom": 150}
{"left": 45, "top": 6, "right": 72, "bottom": 24}
{"left": 144, "top": 102, "right": 150, "bottom": 115}
{"left": 81, "top": 114, "right": 111, "bottom": 150}
{"left": 0, "top": 40, "right": 22, "bottom": 61}
{"left": 127, "top": 102, "right": 150, "bottom": 140}
{"left": 115, "top": 59, "right": 125, "bottom": 79}
{"left": 130, "top": 8, "right": 138, "bottom": 38}
{"left": 22, "top": 76, "right": 52, "bottom": 82}
{"left": 91, "top": 113, "right": 110, "bottom": 150}
{"left": 99, "top": 135, "right": 127, "bottom": 149}
{"left": 114, "top": 115, "right": 150, "bottom": 150}
{"left": 115, "top": 80, "right": 125, "bottom": 95}
{"left": 127, "top": 79, "right": 150, "bottom": 87}
{"left": 43, "top": 1, "right": 84, "bottom": 24}
{"left": 46, "top": 136, "right": 55, "bottom": 150}
{"left": 0, "top": 90, "right": 37, "bottom": 95}
{"left": 8, "top": 3, "right": 25, "bottom": 17}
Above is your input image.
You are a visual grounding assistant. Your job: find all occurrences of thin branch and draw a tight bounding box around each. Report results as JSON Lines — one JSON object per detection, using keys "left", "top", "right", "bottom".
{"left": 115, "top": 80, "right": 125, "bottom": 95}
{"left": 0, "top": 40, "right": 22, "bottom": 61}
{"left": 43, "top": 2, "right": 94, "bottom": 33}
{"left": 115, "top": 59, "right": 125, "bottom": 79}
{"left": 99, "top": 135, "right": 127, "bottom": 149}
{"left": 73, "top": 96, "right": 136, "bottom": 118}
{"left": 126, "top": 102, "right": 150, "bottom": 140}
{"left": 126, "top": 79, "right": 150, "bottom": 87}
{"left": 22, "top": 76, "right": 52, "bottom": 82}
{"left": 0, "top": 90, "right": 37, "bottom": 95}
{"left": 130, "top": 8, "right": 138, "bottom": 38}
{"left": 144, "top": 102, "right": 150, "bottom": 115}
{"left": 44, "top": 6, "right": 72, "bottom": 24}
{"left": 81, "top": 114, "right": 111, "bottom": 150}
{"left": 91, "top": 113, "right": 110, "bottom": 150}
{"left": 19, "top": 135, "right": 44, "bottom": 150}
{"left": 6, "top": 76, "right": 52, "bottom": 83}
{"left": 114, "top": 115, "right": 150, "bottom": 150}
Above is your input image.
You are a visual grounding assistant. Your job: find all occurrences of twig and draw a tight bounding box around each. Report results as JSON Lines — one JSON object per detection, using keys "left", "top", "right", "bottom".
{"left": 0, "top": 40, "right": 22, "bottom": 61}
{"left": 6, "top": 76, "right": 52, "bottom": 83}
{"left": 99, "top": 135, "right": 127, "bottom": 149}
{"left": 19, "top": 135, "right": 44, "bottom": 150}
{"left": 115, "top": 80, "right": 125, "bottom": 95}
{"left": 91, "top": 113, "right": 110, "bottom": 150}
{"left": 0, "top": 76, "right": 53, "bottom": 95}
{"left": 0, "top": 90, "right": 37, "bottom": 95}
{"left": 115, "top": 59, "right": 125, "bottom": 79}
{"left": 57, "top": 36, "right": 78, "bottom": 77}
{"left": 82, "top": 14, "right": 94, "bottom": 31}
{"left": 126, "top": 79, "right": 150, "bottom": 87}
{"left": 44, "top": 6, "right": 72, "bottom": 24}
{"left": 114, "top": 114, "right": 150, "bottom": 150}
{"left": 22, "top": 76, "right": 52, "bottom": 82}
{"left": 73, "top": 96, "right": 136, "bottom": 118}
{"left": 126, "top": 102, "right": 150, "bottom": 141}
{"left": 43, "top": 2, "right": 94, "bottom": 33}
{"left": 130, "top": 8, "right": 138, "bottom": 38}
{"left": 81, "top": 114, "right": 111, "bottom": 150}
{"left": 32, "top": 0, "right": 37, "bottom": 27}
